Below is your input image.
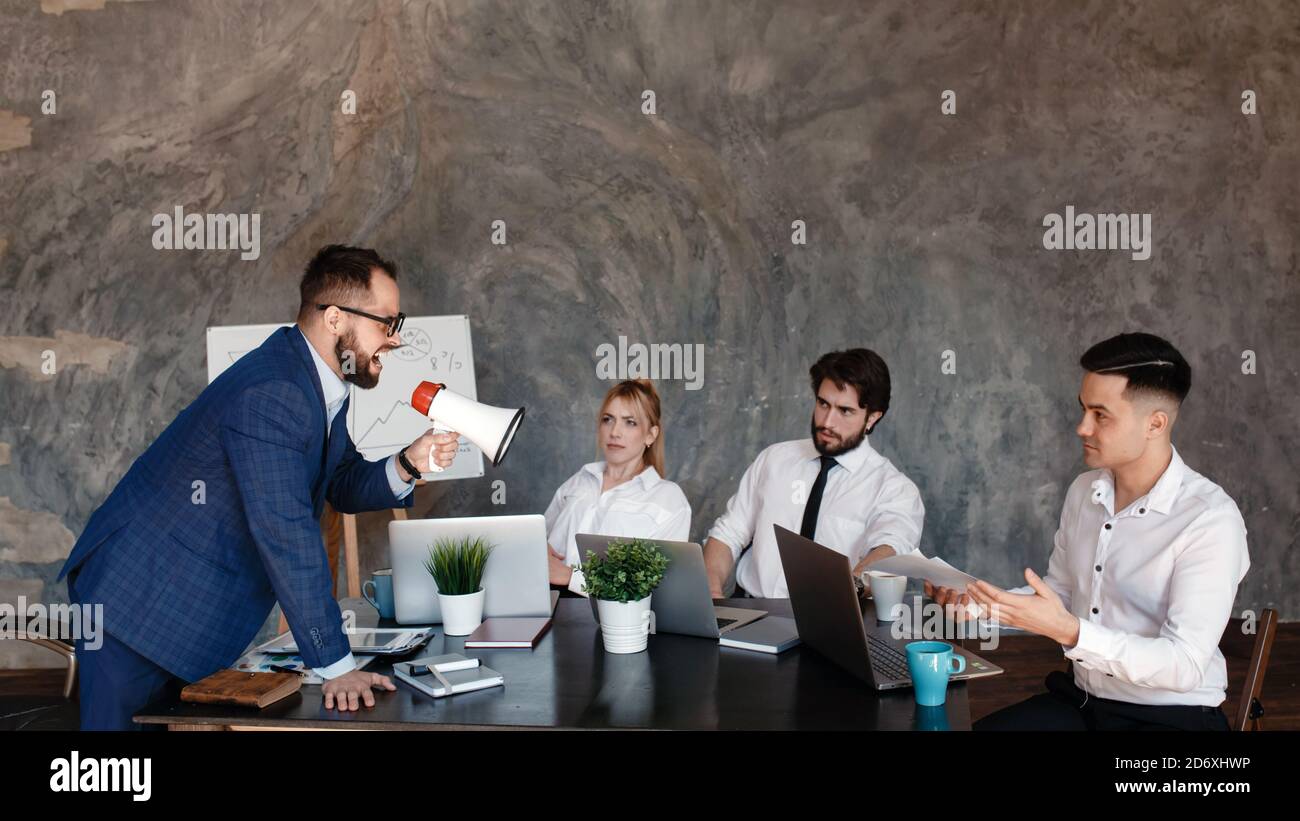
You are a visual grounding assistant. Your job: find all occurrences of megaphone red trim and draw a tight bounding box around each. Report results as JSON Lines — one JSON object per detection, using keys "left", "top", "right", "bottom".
{"left": 410, "top": 381, "right": 445, "bottom": 417}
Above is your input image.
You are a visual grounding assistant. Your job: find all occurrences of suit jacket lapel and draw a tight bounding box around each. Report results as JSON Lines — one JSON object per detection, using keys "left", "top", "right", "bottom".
{"left": 287, "top": 325, "right": 337, "bottom": 514}
{"left": 313, "top": 395, "right": 351, "bottom": 516}
{"left": 326, "top": 395, "right": 351, "bottom": 471}
{"left": 286, "top": 325, "right": 328, "bottom": 416}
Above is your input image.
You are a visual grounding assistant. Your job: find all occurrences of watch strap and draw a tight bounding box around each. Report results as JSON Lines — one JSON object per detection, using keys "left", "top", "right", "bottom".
{"left": 398, "top": 446, "right": 422, "bottom": 481}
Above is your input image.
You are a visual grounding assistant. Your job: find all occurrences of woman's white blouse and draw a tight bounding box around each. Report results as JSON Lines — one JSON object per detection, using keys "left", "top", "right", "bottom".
{"left": 543, "top": 461, "right": 692, "bottom": 596}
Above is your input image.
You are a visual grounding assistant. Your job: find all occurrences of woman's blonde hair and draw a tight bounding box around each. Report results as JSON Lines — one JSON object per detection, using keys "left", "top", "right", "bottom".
{"left": 596, "top": 379, "right": 665, "bottom": 477}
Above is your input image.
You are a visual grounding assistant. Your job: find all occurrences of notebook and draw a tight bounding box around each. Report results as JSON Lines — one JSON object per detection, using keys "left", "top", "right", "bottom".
{"left": 464, "top": 617, "right": 552, "bottom": 649}
{"left": 393, "top": 653, "right": 504, "bottom": 699}
{"left": 181, "top": 669, "right": 302, "bottom": 708}
{"left": 718, "top": 616, "right": 801, "bottom": 654}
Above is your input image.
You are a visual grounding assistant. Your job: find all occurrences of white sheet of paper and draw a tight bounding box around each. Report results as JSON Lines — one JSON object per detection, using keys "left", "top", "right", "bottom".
{"left": 868, "top": 553, "right": 978, "bottom": 591}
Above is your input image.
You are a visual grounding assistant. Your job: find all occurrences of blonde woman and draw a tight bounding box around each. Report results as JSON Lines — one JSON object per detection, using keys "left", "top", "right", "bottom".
{"left": 544, "top": 379, "right": 691, "bottom": 597}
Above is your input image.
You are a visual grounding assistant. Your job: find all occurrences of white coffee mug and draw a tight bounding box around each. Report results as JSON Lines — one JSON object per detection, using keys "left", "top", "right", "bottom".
{"left": 865, "top": 570, "right": 908, "bottom": 622}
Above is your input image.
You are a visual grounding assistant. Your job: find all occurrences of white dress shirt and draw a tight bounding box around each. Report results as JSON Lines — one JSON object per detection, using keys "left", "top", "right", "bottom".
{"left": 544, "top": 461, "right": 692, "bottom": 596}
{"left": 708, "top": 437, "right": 925, "bottom": 599}
{"left": 298, "top": 327, "right": 415, "bottom": 679}
{"left": 1012, "top": 445, "right": 1250, "bottom": 707}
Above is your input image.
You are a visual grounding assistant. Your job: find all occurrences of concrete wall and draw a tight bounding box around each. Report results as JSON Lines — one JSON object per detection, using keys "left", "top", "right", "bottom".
{"left": 1, "top": 0, "right": 1296, "bottom": 666}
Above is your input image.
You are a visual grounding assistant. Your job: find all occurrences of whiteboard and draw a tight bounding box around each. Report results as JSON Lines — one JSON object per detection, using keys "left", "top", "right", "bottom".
{"left": 205, "top": 316, "right": 484, "bottom": 481}
{"left": 205, "top": 321, "right": 292, "bottom": 384}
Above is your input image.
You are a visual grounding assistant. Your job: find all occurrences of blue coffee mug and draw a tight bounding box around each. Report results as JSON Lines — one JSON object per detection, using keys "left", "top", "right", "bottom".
{"left": 905, "top": 640, "right": 966, "bottom": 706}
{"left": 363, "top": 569, "right": 395, "bottom": 619}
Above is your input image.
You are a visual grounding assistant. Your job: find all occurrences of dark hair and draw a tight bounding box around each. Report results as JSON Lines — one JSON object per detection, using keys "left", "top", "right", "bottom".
{"left": 809, "top": 348, "right": 891, "bottom": 435}
{"left": 1079, "top": 332, "right": 1191, "bottom": 405}
{"left": 297, "top": 245, "right": 398, "bottom": 322}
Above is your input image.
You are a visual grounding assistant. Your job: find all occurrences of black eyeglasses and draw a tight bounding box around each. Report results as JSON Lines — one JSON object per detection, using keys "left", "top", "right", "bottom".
{"left": 317, "top": 304, "right": 405, "bottom": 336}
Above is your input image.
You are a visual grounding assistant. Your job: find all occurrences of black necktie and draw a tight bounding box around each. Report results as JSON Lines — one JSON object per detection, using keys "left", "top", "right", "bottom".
{"left": 799, "top": 455, "right": 838, "bottom": 541}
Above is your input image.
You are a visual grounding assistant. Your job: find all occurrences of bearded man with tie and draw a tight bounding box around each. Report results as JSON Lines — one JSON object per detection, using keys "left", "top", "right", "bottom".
{"left": 704, "top": 348, "right": 926, "bottom": 599}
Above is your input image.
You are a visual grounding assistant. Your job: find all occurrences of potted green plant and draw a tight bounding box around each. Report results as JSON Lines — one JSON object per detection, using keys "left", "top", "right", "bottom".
{"left": 424, "top": 536, "right": 494, "bottom": 636}
{"left": 581, "top": 539, "right": 670, "bottom": 654}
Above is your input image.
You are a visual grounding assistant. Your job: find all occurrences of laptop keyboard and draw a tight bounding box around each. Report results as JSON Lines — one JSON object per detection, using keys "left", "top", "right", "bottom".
{"left": 716, "top": 617, "right": 738, "bottom": 630}
{"left": 867, "top": 635, "right": 912, "bottom": 682}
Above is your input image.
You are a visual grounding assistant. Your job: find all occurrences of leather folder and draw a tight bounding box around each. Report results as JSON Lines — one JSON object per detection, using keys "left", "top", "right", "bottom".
{"left": 181, "top": 669, "right": 302, "bottom": 708}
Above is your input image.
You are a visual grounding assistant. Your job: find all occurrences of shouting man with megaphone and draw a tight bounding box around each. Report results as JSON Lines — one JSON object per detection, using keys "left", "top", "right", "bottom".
{"left": 58, "top": 245, "right": 461, "bottom": 729}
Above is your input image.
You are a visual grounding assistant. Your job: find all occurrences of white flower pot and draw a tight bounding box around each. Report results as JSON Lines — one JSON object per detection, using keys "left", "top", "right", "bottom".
{"left": 596, "top": 595, "right": 655, "bottom": 654}
{"left": 439, "top": 588, "right": 486, "bottom": 636}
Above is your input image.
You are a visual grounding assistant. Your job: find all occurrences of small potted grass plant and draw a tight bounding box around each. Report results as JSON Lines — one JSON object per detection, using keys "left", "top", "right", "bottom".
{"left": 424, "top": 536, "right": 494, "bottom": 636}
{"left": 581, "top": 538, "right": 670, "bottom": 654}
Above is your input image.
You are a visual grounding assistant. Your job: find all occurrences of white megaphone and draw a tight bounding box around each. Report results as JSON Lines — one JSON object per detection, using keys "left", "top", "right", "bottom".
{"left": 410, "top": 380, "right": 525, "bottom": 473}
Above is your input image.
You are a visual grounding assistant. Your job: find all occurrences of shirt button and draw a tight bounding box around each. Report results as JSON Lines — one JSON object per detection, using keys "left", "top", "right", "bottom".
{"left": 1095, "top": 565, "right": 1102, "bottom": 572}
{"left": 1103, "top": 523, "right": 1112, "bottom": 530}
{"left": 1091, "top": 607, "right": 1099, "bottom": 614}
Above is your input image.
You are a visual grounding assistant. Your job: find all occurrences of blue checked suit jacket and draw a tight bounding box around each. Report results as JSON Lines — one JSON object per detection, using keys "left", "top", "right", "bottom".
{"left": 57, "top": 325, "right": 414, "bottom": 682}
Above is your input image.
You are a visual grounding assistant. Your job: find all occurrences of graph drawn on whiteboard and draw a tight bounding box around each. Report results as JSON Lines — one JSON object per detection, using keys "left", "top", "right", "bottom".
{"left": 205, "top": 317, "right": 483, "bottom": 481}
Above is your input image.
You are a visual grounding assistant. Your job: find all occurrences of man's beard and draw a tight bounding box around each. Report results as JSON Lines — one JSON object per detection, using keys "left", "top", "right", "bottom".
{"left": 810, "top": 416, "right": 868, "bottom": 457}
{"left": 335, "top": 329, "right": 382, "bottom": 390}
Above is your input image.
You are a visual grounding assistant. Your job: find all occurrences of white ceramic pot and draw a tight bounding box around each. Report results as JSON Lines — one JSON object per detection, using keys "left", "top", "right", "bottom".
{"left": 596, "top": 595, "right": 655, "bottom": 654}
{"left": 439, "top": 588, "right": 486, "bottom": 636}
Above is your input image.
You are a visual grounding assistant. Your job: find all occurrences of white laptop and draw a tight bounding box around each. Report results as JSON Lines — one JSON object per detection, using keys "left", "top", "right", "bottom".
{"left": 389, "top": 514, "right": 551, "bottom": 625}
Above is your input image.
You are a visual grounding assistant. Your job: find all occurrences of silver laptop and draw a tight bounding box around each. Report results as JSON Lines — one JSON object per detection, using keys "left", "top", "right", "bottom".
{"left": 773, "top": 524, "right": 1003, "bottom": 690}
{"left": 390, "top": 515, "right": 551, "bottom": 625}
{"left": 575, "top": 534, "right": 766, "bottom": 638}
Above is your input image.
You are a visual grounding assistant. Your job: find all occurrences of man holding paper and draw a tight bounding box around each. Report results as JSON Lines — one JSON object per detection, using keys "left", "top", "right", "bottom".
{"left": 928, "top": 333, "right": 1249, "bottom": 730}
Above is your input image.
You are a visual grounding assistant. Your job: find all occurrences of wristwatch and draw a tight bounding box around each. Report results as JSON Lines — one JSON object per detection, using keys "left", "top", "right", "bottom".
{"left": 397, "top": 446, "right": 422, "bottom": 481}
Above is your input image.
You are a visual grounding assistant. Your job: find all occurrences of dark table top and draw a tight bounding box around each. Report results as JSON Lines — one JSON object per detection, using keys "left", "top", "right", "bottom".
{"left": 136, "top": 596, "right": 970, "bottom": 730}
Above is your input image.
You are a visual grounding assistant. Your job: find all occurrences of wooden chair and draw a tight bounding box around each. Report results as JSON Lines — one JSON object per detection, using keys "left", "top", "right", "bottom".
{"left": 1220, "top": 608, "right": 1278, "bottom": 731}
{"left": 7, "top": 623, "right": 80, "bottom": 730}
{"left": 16, "top": 625, "right": 76, "bottom": 699}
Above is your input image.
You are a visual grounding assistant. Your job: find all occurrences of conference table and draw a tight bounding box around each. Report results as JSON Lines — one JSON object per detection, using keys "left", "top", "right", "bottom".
{"left": 135, "top": 596, "right": 972, "bottom": 730}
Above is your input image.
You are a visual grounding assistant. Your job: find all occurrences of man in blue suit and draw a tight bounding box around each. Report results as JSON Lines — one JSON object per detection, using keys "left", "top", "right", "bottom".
{"left": 58, "top": 245, "right": 460, "bottom": 730}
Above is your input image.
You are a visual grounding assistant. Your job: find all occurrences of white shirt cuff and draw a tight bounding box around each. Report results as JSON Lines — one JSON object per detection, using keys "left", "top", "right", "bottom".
{"left": 312, "top": 651, "right": 358, "bottom": 680}
{"left": 1064, "top": 618, "right": 1109, "bottom": 663}
{"left": 386, "top": 453, "right": 416, "bottom": 500}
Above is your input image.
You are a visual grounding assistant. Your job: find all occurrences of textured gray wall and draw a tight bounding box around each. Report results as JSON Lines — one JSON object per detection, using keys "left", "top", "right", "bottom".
{"left": 1, "top": 0, "right": 1297, "bottom": 668}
